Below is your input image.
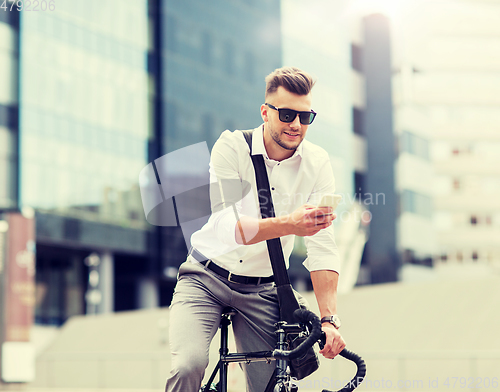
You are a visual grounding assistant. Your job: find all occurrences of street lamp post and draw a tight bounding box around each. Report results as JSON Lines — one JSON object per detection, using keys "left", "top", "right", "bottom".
{"left": 84, "top": 253, "right": 101, "bottom": 315}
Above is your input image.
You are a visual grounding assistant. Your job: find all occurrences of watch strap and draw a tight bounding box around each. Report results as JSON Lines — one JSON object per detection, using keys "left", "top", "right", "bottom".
{"left": 321, "top": 315, "right": 341, "bottom": 328}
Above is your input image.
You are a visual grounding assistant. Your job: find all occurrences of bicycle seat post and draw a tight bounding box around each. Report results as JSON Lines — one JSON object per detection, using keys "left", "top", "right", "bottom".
{"left": 219, "top": 307, "right": 236, "bottom": 392}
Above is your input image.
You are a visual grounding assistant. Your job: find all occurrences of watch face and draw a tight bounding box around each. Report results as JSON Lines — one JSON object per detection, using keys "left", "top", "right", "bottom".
{"left": 322, "top": 315, "right": 341, "bottom": 329}
{"left": 331, "top": 315, "right": 341, "bottom": 329}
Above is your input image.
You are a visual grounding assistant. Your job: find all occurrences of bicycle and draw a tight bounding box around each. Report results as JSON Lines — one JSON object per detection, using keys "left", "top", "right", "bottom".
{"left": 201, "top": 307, "right": 366, "bottom": 392}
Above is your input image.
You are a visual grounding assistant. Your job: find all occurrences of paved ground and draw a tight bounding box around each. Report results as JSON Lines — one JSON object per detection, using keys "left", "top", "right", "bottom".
{"left": 19, "top": 271, "right": 500, "bottom": 392}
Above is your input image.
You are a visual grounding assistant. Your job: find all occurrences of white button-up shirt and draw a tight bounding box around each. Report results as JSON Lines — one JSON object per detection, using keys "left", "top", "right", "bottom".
{"left": 191, "top": 125, "right": 340, "bottom": 277}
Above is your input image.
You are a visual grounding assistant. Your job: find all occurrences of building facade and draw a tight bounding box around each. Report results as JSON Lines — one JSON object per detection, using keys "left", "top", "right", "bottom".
{"left": 16, "top": 0, "right": 151, "bottom": 323}
{"left": 392, "top": 0, "right": 500, "bottom": 271}
{"left": 154, "top": 0, "right": 282, "bottom": 304}
{"left": 356, "top": 13, "right": 399, "bottom": 284}
{"left": 281, "top": 0, "right": 399, "bottom": 286}
{"left": 0, "top": 6, "right": 19, "bottom": 210}
{"left": 1, "top": 0, "right": 283, "bottom": 332}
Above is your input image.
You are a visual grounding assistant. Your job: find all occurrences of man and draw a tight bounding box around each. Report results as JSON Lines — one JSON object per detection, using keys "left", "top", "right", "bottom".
{"left": 166, "top": 66, "right": 345, "bottom": 392}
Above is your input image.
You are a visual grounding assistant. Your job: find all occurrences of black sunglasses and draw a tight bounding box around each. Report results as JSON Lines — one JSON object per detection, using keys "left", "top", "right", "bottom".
{"left": 265, "top": 103, "right": 317, "bottom": 125}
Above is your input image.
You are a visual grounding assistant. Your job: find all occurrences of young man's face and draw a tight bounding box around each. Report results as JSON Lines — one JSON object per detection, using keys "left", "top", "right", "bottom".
{"left": 261, "top": 86, "right": 313, "bottom": 161}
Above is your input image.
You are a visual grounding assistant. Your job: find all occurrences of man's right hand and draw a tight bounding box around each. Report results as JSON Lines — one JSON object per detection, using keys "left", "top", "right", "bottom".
{"left": 236, "top": 204, "right": 335, "bottom": 245}
{"left": 284, "top": 204, "right": 335, "bottom": 237}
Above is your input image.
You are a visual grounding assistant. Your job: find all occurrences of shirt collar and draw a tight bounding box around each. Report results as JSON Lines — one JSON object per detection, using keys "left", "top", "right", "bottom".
{"left": 252, "top": 124, "right": 304, "bottom": 160}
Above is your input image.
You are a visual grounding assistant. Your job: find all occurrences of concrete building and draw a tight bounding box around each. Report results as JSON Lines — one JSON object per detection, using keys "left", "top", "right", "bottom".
{"left": 280, "top": 0, "right": 356, "bottom": 289}
{"left": 359, "top": 13, "right": 399, "bottom": 284}
{"left": 392, "top": 14, "right": 437, "bottom": 270}
{"left": 391, "top": 0, "right": 500, "bottom": 271}
{"left": 281, "top": 0, "right": 398, "bottom": 287}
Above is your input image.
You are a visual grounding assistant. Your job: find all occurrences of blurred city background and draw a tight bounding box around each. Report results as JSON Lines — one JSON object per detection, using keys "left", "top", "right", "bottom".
{"left": 0, "top": 0, "right": 499, "bottom": 390}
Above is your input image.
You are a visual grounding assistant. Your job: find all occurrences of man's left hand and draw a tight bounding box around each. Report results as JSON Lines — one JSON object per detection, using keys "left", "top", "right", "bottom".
{"left": 319, "top": 322, "right": 346, "bottom": 359}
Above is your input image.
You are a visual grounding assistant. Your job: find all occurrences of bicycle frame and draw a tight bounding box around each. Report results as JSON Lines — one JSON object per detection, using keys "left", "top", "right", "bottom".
{"left": 201, "top": 308, "right": 366, "bottom": 392}
{"left": 202, "top": 308, "right": 290, "bottom": 392}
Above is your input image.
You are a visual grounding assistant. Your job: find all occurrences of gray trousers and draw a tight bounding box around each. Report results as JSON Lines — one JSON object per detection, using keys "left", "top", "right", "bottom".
{"left": 165, "top": 260, "right": 307, "bottom": 392}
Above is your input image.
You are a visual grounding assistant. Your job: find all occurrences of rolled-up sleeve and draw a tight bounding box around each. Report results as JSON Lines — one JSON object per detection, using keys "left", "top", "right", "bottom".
{"left": 302, "top": 157, "right": 341, "bottom": 273}
{"left": 303, "top": 225, "right": 341, "bottom": 273}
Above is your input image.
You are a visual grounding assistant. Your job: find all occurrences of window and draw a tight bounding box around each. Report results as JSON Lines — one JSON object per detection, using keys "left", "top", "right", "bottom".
{"left": 201, "top": 31, "right": 213, "bottom": 67}
{"left": 352, "top": 107, "right": 364, "bottom": 135}
{"left": 202, "top": 113, "right": 214, "bottom": 146}
{"left": 244, "top": 51, "right": 255, "bottom": 84}
{"left": 354, "top": 172, "right": 367, "bottom": 203}
{"left": 0, "top": 4, "right": 20, "bottom": 27}
{"left": 224, "top": 41, "right": 235, "bottom": 75}
{"left": 401, "top": 189, "right": 432, "bottom": 218}
{"left": 400, "top": 131, "right": 429, "bottom": 160}
{"left": 351, "top": 43, "right": 363, "bottom": 72}
{"left": 451, "top": 145, "right": 472, "bottom": 156}
{"left": 166, "top": 101, "right": 177, "bottom": 138}
{"left": 166, "top": 15, "right": 177, "bottom": 52}
{"left": 0, "top": 104, "right": 18, "bottom": 130}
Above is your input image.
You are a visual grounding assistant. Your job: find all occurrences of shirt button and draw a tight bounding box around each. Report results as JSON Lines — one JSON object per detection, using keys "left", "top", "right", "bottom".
{"left": 271, "top": 187, "right": 275, "bottom": 191}
{"left": 239, "top": 260, "right": 243, "bottom": 263}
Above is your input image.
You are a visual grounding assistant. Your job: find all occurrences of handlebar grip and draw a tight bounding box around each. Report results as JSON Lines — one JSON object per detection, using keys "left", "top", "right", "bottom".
{"left": 272, "top": 310, "right": 366, "bottom": 392}
{"left": 271, "top": 308, "right": 322, "bottom": 360}
{"left": 322, "top": 348, "right": 366, "bottom": 392}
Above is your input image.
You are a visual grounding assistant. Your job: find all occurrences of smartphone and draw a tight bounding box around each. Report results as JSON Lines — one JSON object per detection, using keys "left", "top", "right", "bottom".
{"left": 318, "top": 194, "right": 342, "bottom": 212}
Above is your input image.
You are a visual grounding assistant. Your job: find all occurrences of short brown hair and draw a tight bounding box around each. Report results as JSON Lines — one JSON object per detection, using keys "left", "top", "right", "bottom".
{"left": 265, "top": 66, "right": 315, "bottom": 98}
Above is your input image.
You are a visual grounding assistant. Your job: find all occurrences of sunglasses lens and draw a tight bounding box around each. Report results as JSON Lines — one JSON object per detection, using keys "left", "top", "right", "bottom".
{"left": 299, "top": 112, "right": 315, "bottom": 125}
{"left": 279, "top": 109, "right": 296, "bottom": 123}
{"left": 274, "top": 106, "right": 316, "bottom": 125}
{"left": 299, "top": 113, "right": 311, "bottom": 125}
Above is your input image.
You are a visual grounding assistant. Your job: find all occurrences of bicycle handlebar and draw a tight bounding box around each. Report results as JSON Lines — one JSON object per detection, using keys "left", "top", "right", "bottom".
{"left": 272, "top": 308, "right": 366, "bottom": 392}
{"left": 271, "top": 308, "right": 322, "bottom": 360}
{"left": 324, "top": 348, "right": 366, "bottom": 392}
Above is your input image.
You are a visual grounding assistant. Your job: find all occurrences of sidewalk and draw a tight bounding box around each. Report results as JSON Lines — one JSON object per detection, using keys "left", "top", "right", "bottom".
{"left": 19, "top": 389, "right": 238, "bottom": 392}
{"left": 24, "top": 389, "right": 160, "bottom": 392}
{"left": 15, "top": 387, "right": 242, "bottom": 392}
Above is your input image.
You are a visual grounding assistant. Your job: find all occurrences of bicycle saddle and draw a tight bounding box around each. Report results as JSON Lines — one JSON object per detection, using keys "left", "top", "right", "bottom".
{"left": 221, "top": 307, "right": 237, "bottom": 317}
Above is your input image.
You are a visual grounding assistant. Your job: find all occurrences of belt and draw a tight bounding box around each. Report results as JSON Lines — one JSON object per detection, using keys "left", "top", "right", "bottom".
{"left": 189, "top": 249, "right": 274, "bottom": 285}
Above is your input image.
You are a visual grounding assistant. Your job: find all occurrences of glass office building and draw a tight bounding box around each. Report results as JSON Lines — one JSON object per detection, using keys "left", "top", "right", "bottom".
{"left": 156, "top": 0, "right": 282, "bottom": 301}
{"left": 0, "top": 9, "right": 19, "bottom": 211}
{"left": 162, "top": 0, "right": 282, "bottom": 152}
{"left": 1, "top": 0, "right": 282, "bottom": 325}
{"left": 20, "top": 1, "right": 149, "bottom": 226}
{"left": 17, "top": 0, "right": 151, "bottom": 324}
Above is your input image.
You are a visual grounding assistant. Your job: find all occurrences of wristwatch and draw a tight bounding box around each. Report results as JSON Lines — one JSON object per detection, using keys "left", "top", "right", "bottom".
{"left": 321, "top": 315, "right": 341, "bottom": 329}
